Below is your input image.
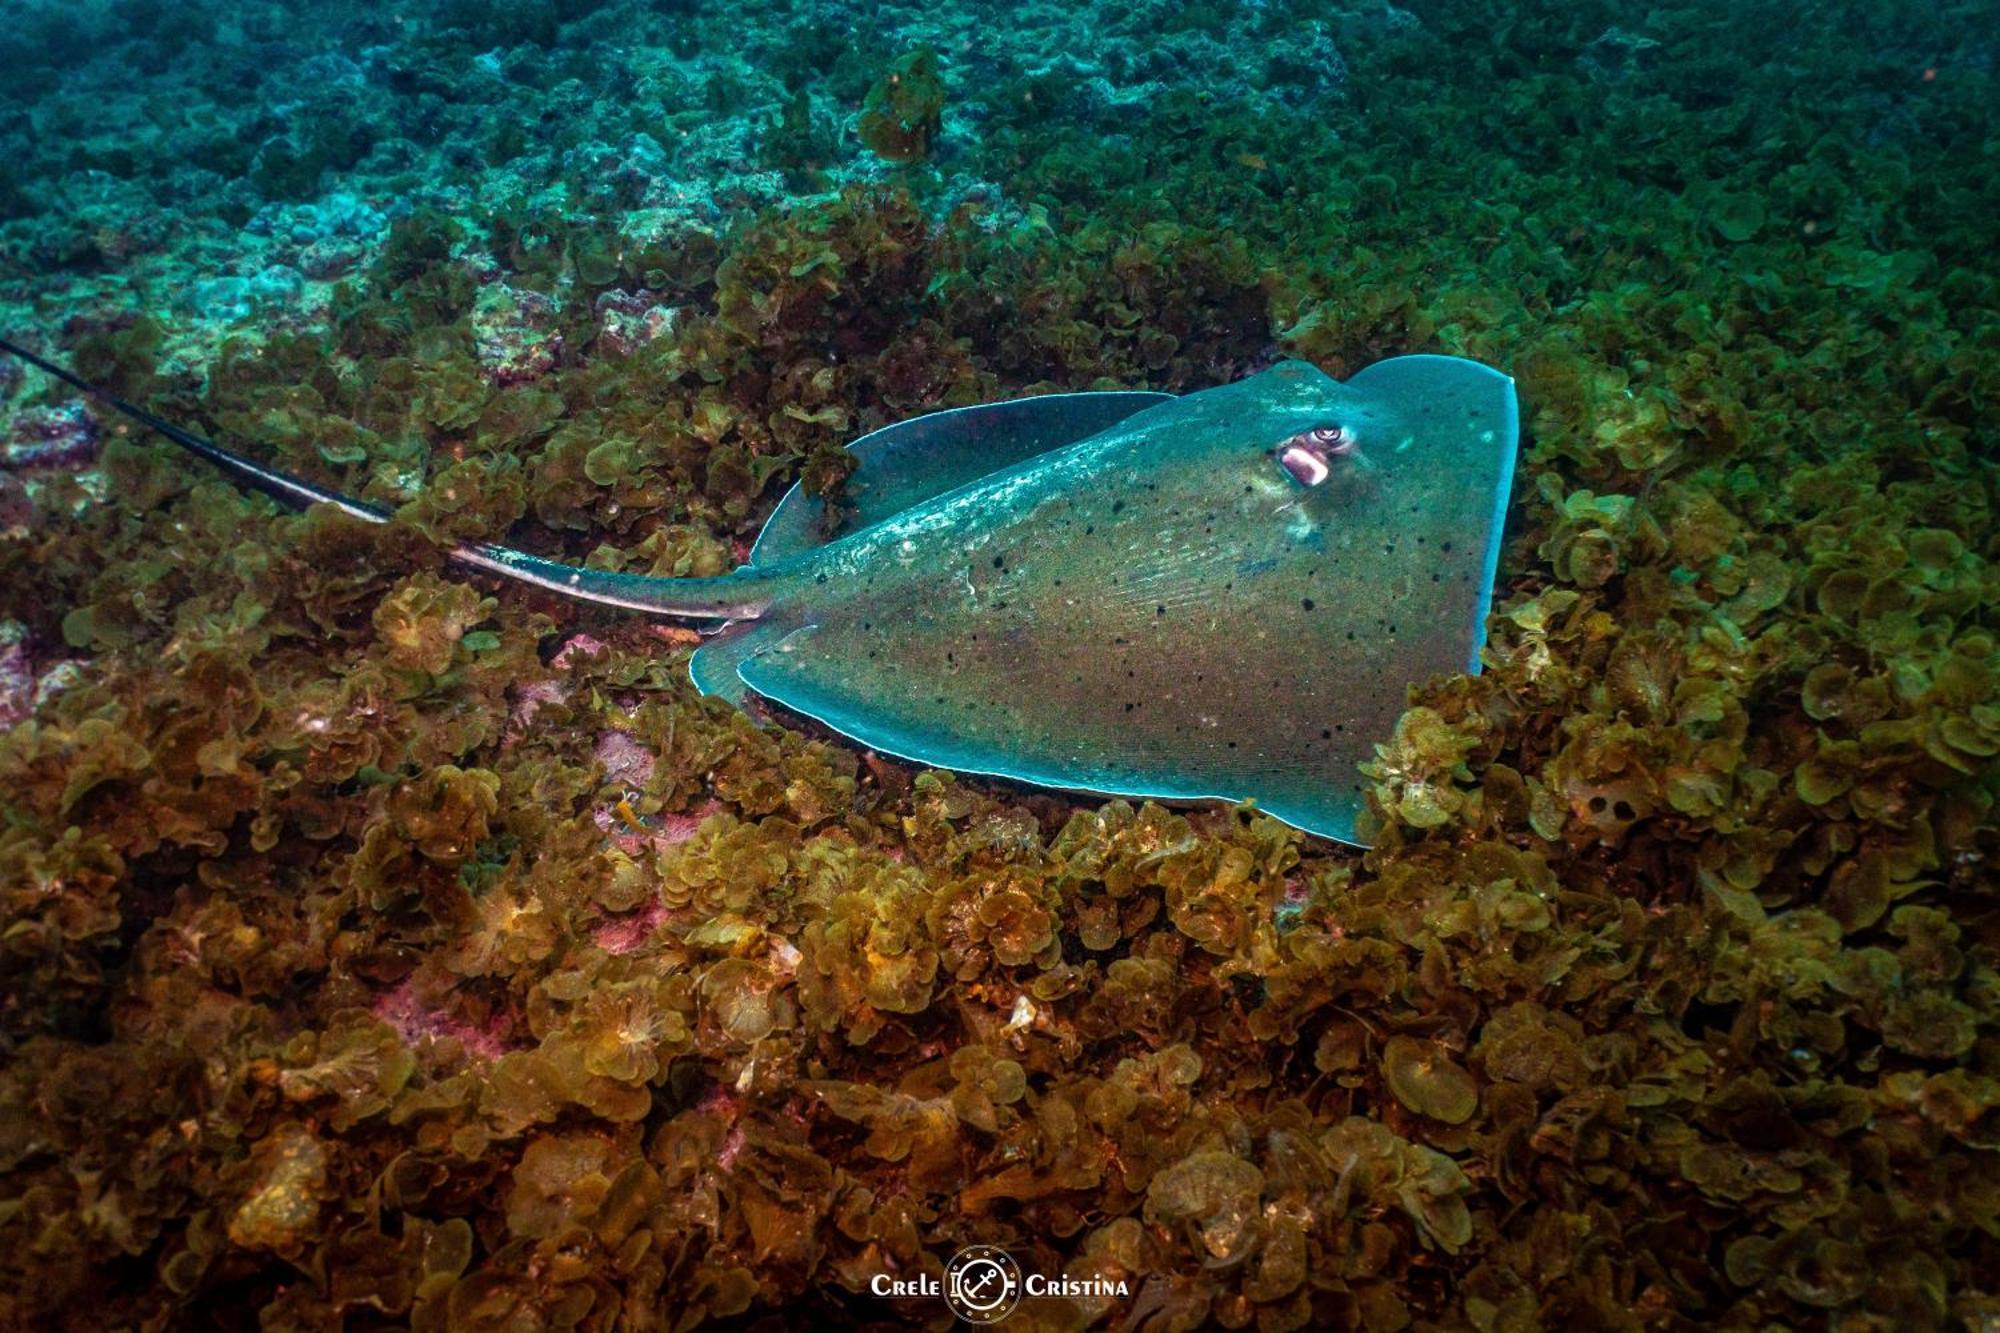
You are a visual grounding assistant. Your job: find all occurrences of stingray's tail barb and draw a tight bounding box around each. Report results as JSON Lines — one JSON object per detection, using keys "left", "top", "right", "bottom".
{"left": 0, "top": 335, "right": 774, "bottom": 621}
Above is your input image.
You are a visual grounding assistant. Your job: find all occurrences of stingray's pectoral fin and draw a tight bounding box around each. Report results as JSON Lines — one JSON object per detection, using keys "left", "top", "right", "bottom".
{"left": 748, "top": 389, "right": 1174, "bottom": 564}
{"left": 1346, "top": 353, "right": 1520, "bottom": 668}
{"left": 688, "top": 617, "right": 811, "bottom": 707}
{"left": 727, "top": 625, "right": 986, "bottom": 773}
{"left": 1252, "top": 790, "right": 1372, "bottom": 850}
{"left": 1344, "top": 350, "right": 1512, "bottom": 438}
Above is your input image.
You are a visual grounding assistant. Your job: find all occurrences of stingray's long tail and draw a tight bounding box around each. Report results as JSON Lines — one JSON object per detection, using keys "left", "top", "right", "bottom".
{"left": 0, "top": 336, "right": 774, "bottom": 620}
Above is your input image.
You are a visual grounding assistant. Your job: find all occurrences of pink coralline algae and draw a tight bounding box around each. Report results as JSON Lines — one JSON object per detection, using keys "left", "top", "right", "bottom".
{"left": 1274, "top": 873, "right": 1313, "bottom": 929}
{"left": 471, "top": 283, "right": 563, "bottom": 384}
{"left": 716, "top": 1123, "right": 747, "bottom": 1171}
{"left": 593, "top": 796, "right": 725, "bottom": 858}
{"left": 594, "top": 289, "right": 684, "bottom": 357}
{"left": 501, "top": 635, "right": 606, "bottom": 745}
{"left": 372, "top": 977, "right": 512, "bottom": 1063}
{"left": 695, "top": 1085, "right": 748, "bottom": 1169}
{"left": 0, "top": 623, "right": 83, "bottom": 728}
{"left": 593, "top": 730, "right": 656, "bottom": 790}
{"left": 593, "top": 899, "right": 668, "bottom": 956}
{"left": 0, "top": 473, "right": 31, "bottom": 532}
{"left": 651, "top": 801, "right": 724, "bottom": 847}
{"left": 504, "top": 678, "right": 570, "bottom": 745}
{"left": 5, "top": 401, "right": 98, "bottom": 470}
{"left": 590, "top": 796, "right": 740, "bottom": 952}
{"left": 0, "top": 626, "right": 34, "bottom": 729}
{"left": 550, "top": 632, "right": 609, "bottom": 669}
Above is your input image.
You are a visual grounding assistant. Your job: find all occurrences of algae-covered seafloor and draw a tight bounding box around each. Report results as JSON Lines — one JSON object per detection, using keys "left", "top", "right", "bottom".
{"left": 0, "top": 0, "right": 1995, "bottom": 1328}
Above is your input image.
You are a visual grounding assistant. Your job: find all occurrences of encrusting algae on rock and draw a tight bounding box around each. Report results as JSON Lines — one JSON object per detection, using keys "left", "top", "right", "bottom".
{"left": 0, "top": 0, "right": 1997, "bottom": 1327}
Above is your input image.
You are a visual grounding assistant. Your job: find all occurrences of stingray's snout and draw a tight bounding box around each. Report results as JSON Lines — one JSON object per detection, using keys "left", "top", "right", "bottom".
{"left": 1276, "top": 424, "right": 1354, "bottom": 487}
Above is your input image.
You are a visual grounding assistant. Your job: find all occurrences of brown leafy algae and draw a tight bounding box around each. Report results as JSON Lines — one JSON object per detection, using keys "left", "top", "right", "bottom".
{"left": 0, "top": 59, "right": 1997, "bottom": 1328}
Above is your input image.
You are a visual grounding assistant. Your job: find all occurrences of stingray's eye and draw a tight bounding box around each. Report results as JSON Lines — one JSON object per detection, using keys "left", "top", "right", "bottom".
{"left": 1276, "top": 424, "right": 1353, "bottom": 487}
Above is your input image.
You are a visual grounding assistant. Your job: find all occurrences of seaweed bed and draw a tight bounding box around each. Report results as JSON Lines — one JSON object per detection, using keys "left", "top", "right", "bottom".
{"left": 0, "top": 0, "right": 1996, "bottom": 1328}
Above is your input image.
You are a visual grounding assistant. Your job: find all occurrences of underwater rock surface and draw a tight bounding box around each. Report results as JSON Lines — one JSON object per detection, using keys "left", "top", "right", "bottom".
{"left": 0, "top": 0, "right": 1995, "bottom": 1328}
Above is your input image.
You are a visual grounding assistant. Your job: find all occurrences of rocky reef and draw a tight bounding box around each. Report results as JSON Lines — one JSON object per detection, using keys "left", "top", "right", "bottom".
{"left": 0, "top": 0, "right": 1995, "bottom": 1328}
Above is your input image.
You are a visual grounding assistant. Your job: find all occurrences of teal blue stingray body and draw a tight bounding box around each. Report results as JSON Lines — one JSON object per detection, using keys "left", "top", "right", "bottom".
{"left": 1, "top": 339, "right": 1518, "bottom": 846}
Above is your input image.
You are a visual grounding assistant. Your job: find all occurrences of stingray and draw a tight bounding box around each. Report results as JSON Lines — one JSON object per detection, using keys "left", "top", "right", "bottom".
{"left": 0, "top": 337, "right": 1518, "bottom": 846}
